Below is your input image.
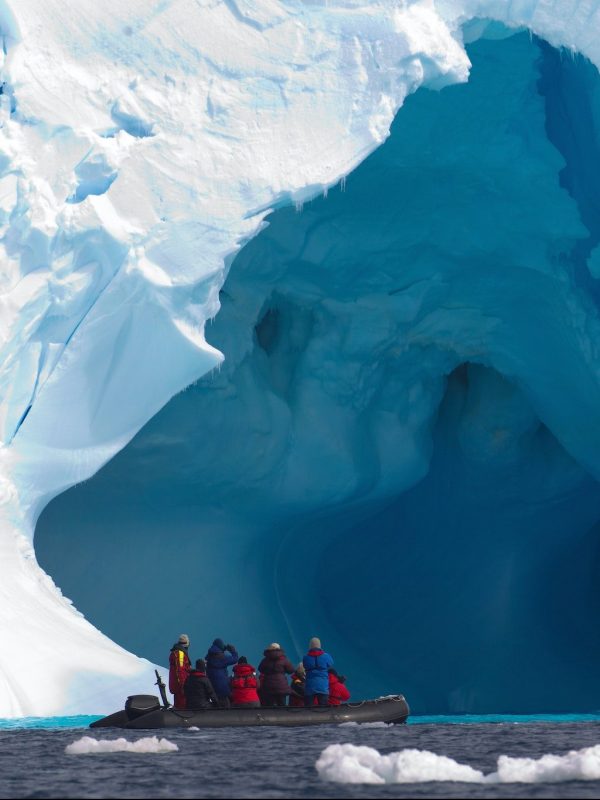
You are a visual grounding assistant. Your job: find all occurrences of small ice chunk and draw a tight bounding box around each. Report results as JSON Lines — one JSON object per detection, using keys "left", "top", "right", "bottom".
{"left": 65, "top": 736, "right": 178, "bottom": 754}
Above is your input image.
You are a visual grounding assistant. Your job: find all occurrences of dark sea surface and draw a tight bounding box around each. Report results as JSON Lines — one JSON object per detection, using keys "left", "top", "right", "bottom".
{"left": 2, "top": 716, "right": 600, "bottom": 799}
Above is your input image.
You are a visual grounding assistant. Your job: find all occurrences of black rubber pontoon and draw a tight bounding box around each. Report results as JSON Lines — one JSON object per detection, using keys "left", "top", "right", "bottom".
{"left": 90, "top": 693, "right": 410, "bottom": 729}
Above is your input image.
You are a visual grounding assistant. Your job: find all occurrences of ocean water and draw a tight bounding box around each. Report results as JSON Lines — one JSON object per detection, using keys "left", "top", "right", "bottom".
{"left": 2, "top": 715, "right": 600, "bottom": 798}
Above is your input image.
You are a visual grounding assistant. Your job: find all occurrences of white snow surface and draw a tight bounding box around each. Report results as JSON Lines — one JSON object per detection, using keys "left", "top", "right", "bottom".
{"left": 316, "top": 743, "right": 600, "bottom": 784}
{"left": 0, "top": 0, "right": 598, "bottom": 717}
{"left": 65, "top": 735, "right": 178, "bottom": 754}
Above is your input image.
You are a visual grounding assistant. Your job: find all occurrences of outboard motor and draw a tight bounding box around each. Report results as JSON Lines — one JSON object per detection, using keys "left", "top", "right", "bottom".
{"left": 125, "top": 694, "right": 161, "bottom": 720}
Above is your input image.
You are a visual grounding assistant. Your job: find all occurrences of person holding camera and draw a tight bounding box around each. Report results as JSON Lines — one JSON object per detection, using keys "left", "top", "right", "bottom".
{"left": 205, "top": 638, "right": 238, "bottom": 708}
{"left": 230, "top": 656, "right": 261, "bottom": 708}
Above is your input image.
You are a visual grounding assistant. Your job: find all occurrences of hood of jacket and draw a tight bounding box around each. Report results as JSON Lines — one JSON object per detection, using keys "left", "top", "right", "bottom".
{"left": 233, "top": 663, "right": 255, "bottom": 677}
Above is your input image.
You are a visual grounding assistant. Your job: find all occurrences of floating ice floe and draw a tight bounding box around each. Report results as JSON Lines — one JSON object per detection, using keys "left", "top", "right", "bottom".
{"left": 65, "top": 735, "right": 178, "bottom": 754}
{"left": 316, "top": 743, "right": 600, "bottom": 784}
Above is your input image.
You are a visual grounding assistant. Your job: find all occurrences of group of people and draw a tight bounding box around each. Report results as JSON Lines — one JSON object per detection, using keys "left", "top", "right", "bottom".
{"left": 168, "top": 635, "right": 350, "bottom": 712}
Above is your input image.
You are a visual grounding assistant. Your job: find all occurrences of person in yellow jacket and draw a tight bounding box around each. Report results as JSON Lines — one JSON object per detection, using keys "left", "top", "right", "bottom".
{"left": 169, "top": 633, "right": 191, "bottom": 708}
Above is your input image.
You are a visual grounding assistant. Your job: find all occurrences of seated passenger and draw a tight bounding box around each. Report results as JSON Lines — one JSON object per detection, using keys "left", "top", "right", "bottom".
{"left": 230, "top": 656, "right": 260, "bottom": 708}
{"left": 258, "top": 642, "right": 294, "bottom": 707}
{"left": 289, "top": 663, "right": 306, "bottom": 708}
{"left": 184, "top": 659, "right": 218, "bottom": 711}
{"left": 206, "top": 638, "right": 238, "bottom": 708}
{"left": 302, "top": 637, "right": 334, "bottom": 707}
{"left": 327, "top": 668, "right": 350, "bottom": 706}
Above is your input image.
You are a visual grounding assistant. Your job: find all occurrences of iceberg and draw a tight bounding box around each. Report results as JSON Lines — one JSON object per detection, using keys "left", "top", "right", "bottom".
{"left": 1, "top": 1, "right": 600, "bottom": 716}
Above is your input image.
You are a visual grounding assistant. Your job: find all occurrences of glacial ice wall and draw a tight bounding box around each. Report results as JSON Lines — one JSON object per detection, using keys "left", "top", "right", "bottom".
{"left": 39, "top": 31, "right": 600, "bottom": 713}
{"left": 1, "top": 0, "right": 600, "bottom": 716}
{"left": 0, "top": 0, "right": 472, "bottom": 717}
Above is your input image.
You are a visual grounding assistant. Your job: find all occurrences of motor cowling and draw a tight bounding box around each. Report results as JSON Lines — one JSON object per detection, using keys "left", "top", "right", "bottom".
{"left": 125, "top": 694, "right": 161, "bottom": 719}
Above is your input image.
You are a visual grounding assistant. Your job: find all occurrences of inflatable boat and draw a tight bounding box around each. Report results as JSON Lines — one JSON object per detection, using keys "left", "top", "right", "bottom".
{"left": 90, "top": 692, "right": 410, "bottom": 729}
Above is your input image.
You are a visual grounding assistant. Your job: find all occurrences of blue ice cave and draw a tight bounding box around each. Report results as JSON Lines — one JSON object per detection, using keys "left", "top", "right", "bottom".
{"left": 36, "top": 30, "right": 600, "bottom": 714}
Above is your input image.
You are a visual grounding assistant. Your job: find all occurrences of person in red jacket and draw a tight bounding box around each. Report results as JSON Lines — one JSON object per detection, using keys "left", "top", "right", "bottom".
{"left": 327, "top": 668, "right": 350, "bottom": 706}
{"left": 169, "top": 633, "right": 192, "bottom": 709}
{"left": 230, "top": 656, "right": 260, "bottom": 707}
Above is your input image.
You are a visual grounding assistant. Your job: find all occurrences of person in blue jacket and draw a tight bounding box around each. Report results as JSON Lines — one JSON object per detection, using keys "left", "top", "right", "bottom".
{"left": 302, "top": 637, "right": 334, "bottom": 707}
{"left": 205, "top": 638, "right": 238, "bottom": 708}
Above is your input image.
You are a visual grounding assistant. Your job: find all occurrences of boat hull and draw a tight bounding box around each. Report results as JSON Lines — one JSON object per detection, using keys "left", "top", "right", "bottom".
{"left": 90, "top": 694, "right": 409, "bottom": 729}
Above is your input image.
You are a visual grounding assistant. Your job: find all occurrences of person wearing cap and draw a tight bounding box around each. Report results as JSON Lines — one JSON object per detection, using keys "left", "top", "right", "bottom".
{"left": 289, "top": 662, "right": 306, "bottom": 708}
{"left": 302, "top": 637, "right": 334, "bottom": 707}
{"left": 230, "top": 656, "right": 261, "bottom": 708}
{"left": 169, "top": 633, "right": 192, "bottom": 709}
{"left": 257, "top": 643, "right": 295, "bottom": 707}
{"left": 184, "top": 659, "right": 218, "bottom": 711}
{"left": 205, "top": 638, "right": 238, "bottom": 708}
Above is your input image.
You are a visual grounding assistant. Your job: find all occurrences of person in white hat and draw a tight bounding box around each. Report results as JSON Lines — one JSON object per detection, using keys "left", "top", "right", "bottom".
{"left": 257, "top": 642, "right": 295, "bottom": 706}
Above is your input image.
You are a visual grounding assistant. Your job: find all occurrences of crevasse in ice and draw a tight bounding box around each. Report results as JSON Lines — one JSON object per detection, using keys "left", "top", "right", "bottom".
{"left": 1, "top": 1, "right": 600, "bottom": 716}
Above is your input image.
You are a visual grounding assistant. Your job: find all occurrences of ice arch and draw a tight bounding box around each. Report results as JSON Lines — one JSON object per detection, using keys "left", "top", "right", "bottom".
{"left": 38, "top": 30, "right": 600, "bottom": 713}
{"left": 0, "top": 0, "right": 473, "bottom": 717}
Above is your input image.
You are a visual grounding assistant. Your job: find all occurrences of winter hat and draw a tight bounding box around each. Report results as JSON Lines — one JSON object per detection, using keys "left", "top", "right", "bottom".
{"left": 213, "top": 638, "right": 226, "bottom": 650}
{"left": 309, "top": 637, "right": 321, "bottom": 649}
{"left": 195, "top": 658, "right": 206, "bottom": 671}
{"left": 296, "top": 662, "right": 306, "bottom": 676}
{"left": 178, "top": 633, "right": 190, "bottom": 646}
{"left": 266, "top": 642, "right": 281, "bottom": 651}
{"left": 238, "top": 656, "right": 248, "bottom": 665}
